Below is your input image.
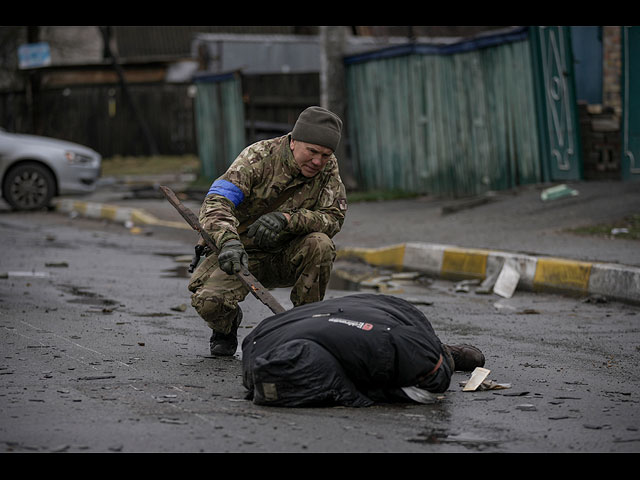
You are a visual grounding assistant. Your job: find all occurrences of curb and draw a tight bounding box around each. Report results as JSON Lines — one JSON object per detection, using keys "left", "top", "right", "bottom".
{"left": 52, "top": 199, "right": 639, "bottom": 305}
{"left": 337, "top": 242, "right": 640, "bottom": 305}
{"left": 53, "top": 199, "right": 190, "bottom": 230}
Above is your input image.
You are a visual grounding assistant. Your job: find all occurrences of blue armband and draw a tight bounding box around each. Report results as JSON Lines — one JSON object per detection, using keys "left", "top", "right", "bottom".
{"left": 208, "top": 179, "right": 245, "bottom": 207}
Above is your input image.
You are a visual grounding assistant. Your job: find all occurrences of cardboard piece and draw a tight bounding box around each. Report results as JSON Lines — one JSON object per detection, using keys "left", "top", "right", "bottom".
{"left": 462, "top": 367, "right": 491, "bottom": 391}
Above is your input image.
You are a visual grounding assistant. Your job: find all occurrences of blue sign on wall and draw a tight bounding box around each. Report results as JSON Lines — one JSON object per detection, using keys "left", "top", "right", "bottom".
{"left": 18, "top": 42, "right": 51, "bottom": 69}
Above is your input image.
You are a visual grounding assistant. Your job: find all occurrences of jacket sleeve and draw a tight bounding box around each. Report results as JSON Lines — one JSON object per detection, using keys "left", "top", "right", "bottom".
{"left": 285, "top": 169, "right": 348, "bottom": 239}
{"left": 198, "top": 149, "right": 258, "bottom": 250}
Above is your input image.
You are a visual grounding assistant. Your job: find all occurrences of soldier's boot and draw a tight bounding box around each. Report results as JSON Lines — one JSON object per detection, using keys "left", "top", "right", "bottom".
{"left": 209, "top": 308, "right": 243, "bottom": 357}
{"left": 443, "top": 344, "right": 485, "bottom": 371}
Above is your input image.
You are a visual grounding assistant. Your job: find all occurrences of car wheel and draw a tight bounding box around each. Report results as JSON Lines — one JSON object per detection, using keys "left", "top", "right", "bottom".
{"left": 2, "top": 162, "right": 56, "bottom": 210}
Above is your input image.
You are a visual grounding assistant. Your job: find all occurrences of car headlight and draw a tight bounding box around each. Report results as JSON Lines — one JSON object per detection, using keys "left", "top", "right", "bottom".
{"left": 65, "top": 151, "right": 95, "bottom": 166}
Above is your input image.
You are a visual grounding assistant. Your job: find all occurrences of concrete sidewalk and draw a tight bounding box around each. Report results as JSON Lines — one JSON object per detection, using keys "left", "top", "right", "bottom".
{"left": 52, "top": 177, "right": 640, "bottom": 304}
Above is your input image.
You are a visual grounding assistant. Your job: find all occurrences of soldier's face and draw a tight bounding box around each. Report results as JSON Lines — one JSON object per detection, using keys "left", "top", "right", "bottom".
{"left": 290, "top": 139, "right": 333, "bottom": 177}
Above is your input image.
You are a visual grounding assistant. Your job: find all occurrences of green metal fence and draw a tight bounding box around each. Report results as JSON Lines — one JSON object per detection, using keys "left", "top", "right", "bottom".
{"left": 193, "top": 72, "right": 246, "bottom": 180}
{"left": 345, "top": 28, "right": 543, "bottom": 196}
{"left": 622, "top": 26, "right": 640, "bottom": 181}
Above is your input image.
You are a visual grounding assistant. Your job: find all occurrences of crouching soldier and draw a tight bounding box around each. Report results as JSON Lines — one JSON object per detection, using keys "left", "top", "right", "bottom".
{"left": 188, "top": 106, "right": 348, "bottom": 356}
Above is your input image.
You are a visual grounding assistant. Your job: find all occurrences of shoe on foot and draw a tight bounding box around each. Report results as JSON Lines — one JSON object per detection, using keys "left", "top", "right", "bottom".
{"left": 443, "top": 344, "right": 485, "bottom": 371}
{"left": 210, "top": 309, "right": 242, "bottom": 356}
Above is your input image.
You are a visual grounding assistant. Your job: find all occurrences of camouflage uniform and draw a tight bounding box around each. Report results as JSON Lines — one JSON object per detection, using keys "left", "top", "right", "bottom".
{"left": 188, "top": 134, "right": 348, "bottom": 334}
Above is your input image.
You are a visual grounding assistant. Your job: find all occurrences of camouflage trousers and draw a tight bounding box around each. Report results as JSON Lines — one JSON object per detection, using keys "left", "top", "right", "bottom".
{"left": 188, "top": 232, "right": 336, "bottom": 334}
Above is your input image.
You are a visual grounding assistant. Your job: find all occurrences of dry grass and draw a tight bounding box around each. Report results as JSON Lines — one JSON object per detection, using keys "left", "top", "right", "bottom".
{"left": 101, "top": 155, "right": 200, "bottom": 177}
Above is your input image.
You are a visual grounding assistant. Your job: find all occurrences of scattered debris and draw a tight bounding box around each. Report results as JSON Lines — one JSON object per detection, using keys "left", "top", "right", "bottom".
{"left": 583, "top": 424, "right": 609, "bottom": 430}
{"left": 455, "top": 279, "right": 480, "bottom": 293}
{"left": 441, "top": 192, "right": 496, "bottom": 215}
{"left": 516, "top": 404, "right": 537, "bottom": 411}
{"left": 448, "top": 258, "right": 521, "bottom": 298}
{"left": 493, "top": 300, "right": 517, "bottom": 311}
{"left": 389, "top": 272, "right": 417, "bottom": 281}
{"left": 476, "top": 260, "right": 503, "bottom": 294}
{"left": 170, "top": 303, "right": 188, "bottom": 312}
{"left": 329, "top": 259, "right": 431, "bottom": 294}
{"left": 500, "top": 390, "right": 530, "bottom": 397}
{"left": 77, "top": 375, "right": 116, "bottom": 381}
{"left": 540, "top": 184, "right": 579, "bottom": 201}
{"left": 611, "top": 228, "right": 629, "bottom": 236}
{"left": 45, "top": 262, "right": 69, "bottom": 268}
{"left": 584, "top": 294, "right": 609, "bottom": 304}
{"left": 86, "top": 306, "right": 114, "bottom": 314}
{"left": 1, "top": 271, "right": 50, "bottom": 279}
{"left": 460, "top": 379, "right": 511, "bottom": 391}
{"left": 159, "top": 418, "right": 187, "bottom": 425}
{"left": 518, "top": 308, "right": 540, "bottom": 314}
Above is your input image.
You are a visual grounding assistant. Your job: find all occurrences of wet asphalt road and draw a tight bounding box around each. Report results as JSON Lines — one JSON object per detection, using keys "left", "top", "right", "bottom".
{"left": 1, "top": 207, "right": 639, "bottom": 453}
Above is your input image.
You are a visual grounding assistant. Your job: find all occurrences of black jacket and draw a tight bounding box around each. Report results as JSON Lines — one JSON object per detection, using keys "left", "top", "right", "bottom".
{"left": 241, "top": 293, "right": 452, "bottom": 407}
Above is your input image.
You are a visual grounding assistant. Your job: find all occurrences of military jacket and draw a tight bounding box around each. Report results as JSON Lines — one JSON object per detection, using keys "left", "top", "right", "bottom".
{"left": 199, "top": 134, "right": 348, "bottom": 250}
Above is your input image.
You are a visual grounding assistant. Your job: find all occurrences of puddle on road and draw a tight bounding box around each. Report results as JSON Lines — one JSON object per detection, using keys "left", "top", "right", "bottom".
{"left": 163, "top": 265, "right": 190, "bottom": 278}
{"left": 152, "top": 252, "right": 193, "bottom": 279}
{"left": 58, "top": 284, "right": 118, "bottom": 307}
{"left": 407, "top": 428, "right": 501, "bottom": 450}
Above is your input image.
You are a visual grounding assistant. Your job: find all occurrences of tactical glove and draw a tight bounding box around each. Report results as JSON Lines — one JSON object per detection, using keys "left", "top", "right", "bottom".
{"left": 217, "top": 239, "right": 249, "bottom": 275}
{"left": 247, "top": 212, "right": 289, "bottom": 249}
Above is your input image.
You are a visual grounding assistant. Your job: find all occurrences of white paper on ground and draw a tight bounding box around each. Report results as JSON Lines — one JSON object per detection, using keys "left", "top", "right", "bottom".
{"left": 462, "top": 367, "right": 491, "bottom": 391}
{"left": 493, "top": 261, "right": 520, "bottom": 298}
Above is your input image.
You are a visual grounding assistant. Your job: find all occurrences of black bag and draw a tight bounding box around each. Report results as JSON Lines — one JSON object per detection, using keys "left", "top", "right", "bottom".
{"left": 241, "top": 293, "right": 452, "bottom": 407}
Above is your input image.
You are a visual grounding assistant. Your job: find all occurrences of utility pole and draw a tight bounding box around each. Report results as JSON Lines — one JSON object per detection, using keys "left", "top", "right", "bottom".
{"left": 320, "top": 26, "right": 357, "bottom": 190}
{"left": 99, "top": 26, "right": 158, "bottom": 156}
{"left": 25, "top": 26, "right": 41, "bottom": 134}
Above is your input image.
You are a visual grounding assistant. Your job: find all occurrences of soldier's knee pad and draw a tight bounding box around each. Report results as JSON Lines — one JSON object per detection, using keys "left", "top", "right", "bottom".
{"left": 301, "top": 232, "right": 335, "bottom": 262}
{"left": 191, "top": 289, "right": 226, "bottom": 321}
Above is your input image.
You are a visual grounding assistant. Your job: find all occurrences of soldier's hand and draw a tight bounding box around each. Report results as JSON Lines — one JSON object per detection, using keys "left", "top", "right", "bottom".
{"left": 217, "top": 240, "right": 249, "bottom": 275}
{"left": 247, "top": 212, "right": 289, "bottom": 249}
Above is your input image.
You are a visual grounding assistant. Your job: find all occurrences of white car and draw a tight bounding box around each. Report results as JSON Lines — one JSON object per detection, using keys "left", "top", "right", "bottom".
{"left": 0, "top": 128, "right": 102, "bottom": 210}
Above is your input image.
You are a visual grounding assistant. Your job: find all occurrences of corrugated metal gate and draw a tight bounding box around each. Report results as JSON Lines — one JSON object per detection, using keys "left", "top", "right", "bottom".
{"left": 622, "top": 26, "right": 640, "bottom": 181}
{"left": 193, "top": 72, "right": 246, "bottom": 180}
{"left": 529, "top": 26, "right": 583, "bottom": 182}
{"left": 344, "top": 27, "right": 585, "bottom": 196}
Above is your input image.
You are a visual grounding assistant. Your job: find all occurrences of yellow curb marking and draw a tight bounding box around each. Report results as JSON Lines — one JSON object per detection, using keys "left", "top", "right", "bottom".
{"left": 441, "top": 248, "right": 489, "bottom": 280}
{"left": 100, "top": 205, "right": 119, "bottom": 221}
{"left": 533, "top": 258, "right": 592, "bottom": 292}
{"left": 74, "top": 201, "right": 87, "bottom": 214}
{"left": 336, "top": 244, "right": 406, "bottom": 269}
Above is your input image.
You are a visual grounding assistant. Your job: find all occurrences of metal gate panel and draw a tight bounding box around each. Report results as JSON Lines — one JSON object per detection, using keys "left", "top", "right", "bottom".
{"left": 622, "top": 26, "right": 640, "bottom": 181}
{"left": 345, "top": 30, "right": 540, "bottom": 197}
{"left": 193, "top": 72, "right": 246, "bottom": 180}
{"left": 530, "top": 26, "right": 583, "bottom": 181}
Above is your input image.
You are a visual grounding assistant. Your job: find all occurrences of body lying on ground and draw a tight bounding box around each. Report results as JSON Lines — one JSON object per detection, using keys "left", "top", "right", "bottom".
{"left": 241, "top": 293, "right": 485, "bottom": 407}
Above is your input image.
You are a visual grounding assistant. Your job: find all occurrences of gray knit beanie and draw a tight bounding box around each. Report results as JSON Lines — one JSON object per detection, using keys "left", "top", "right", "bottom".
{"left": 291, "top": 106, "right": 342, "bottom": 151}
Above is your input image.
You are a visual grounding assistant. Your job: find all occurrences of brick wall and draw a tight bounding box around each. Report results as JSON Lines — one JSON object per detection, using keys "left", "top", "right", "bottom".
{"left": 602, "top": 26, "right": 622, "bottom": 117}
{"left": 579, "top": 101, "right": 621, "bottom": 179}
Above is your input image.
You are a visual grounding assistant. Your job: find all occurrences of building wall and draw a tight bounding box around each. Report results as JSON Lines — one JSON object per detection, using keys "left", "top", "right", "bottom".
{"left": 602, "top": 26, "right": 622, "bottom": 117}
